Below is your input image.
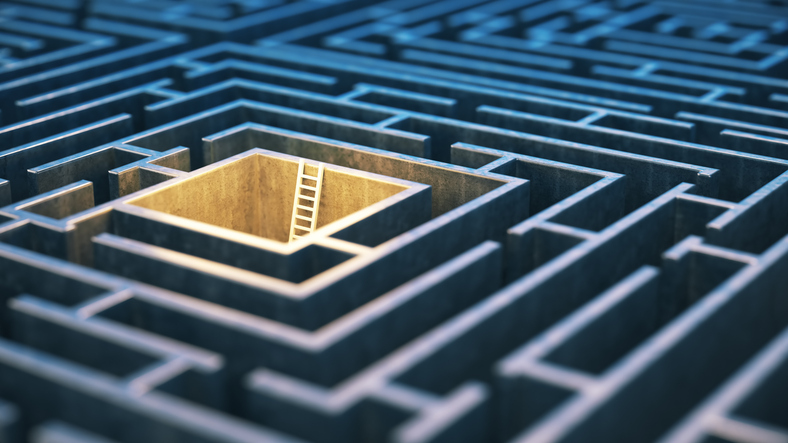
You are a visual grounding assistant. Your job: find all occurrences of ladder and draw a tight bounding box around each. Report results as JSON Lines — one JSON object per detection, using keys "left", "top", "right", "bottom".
{"left": 289, "top": 159, "right": 324, "bottom": 242}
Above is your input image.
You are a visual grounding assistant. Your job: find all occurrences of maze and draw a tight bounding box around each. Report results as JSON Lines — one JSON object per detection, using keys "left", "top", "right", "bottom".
{"left": 0, "top": 0, "right": 787, "bottom": 442}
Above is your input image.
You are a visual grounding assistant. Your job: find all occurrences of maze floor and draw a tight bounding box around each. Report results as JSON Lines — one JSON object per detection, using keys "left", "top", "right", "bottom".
{"left": 0, "top": 0, "right": 788, "bottom": 442}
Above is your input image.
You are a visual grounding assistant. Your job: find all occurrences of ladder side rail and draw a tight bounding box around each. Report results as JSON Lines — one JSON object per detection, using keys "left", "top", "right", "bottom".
{"left": 311, "top": 164, "right": 324, "bottom": 235}
{"left": 289, "top": 159, "right": 306, "bottom": 242}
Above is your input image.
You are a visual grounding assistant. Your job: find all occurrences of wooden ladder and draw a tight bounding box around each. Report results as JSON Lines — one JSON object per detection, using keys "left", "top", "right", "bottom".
{"left": 289, "top": 159, "right": 324, "bottom": 242}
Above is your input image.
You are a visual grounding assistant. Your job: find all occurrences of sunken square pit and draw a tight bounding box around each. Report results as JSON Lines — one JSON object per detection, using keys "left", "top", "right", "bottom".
{"left": 125, "top": 150, "right": 421, "bottom": 243}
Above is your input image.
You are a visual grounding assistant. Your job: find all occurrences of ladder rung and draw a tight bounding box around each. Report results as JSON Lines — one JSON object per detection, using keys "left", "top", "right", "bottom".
{"left": 296, "top": 204, "right": 314, "bottom": 211}
{"left": 295, "top": 215, "right": 313, "bottom": 221}
{"left": 293, "top": 225, "right": 312, "bottom": 232}
{"left": 299, "top": 184, "right": 317, "bottom": 191}
{"left": 301, "top": 174, "right": 318, "bottom": 180}
{"left": 298, "top": 195, "right": 315, "bottom": 201}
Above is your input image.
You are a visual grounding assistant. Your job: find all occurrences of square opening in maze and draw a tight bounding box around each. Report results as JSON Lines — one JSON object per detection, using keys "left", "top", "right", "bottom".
{"left": 124, "top": 151, "right": 410, "bottom": 243}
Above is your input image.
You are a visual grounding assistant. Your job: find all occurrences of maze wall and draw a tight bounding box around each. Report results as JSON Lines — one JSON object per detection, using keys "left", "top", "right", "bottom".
{"left": 0, "top": 0, "right": 787, "bottom": 442}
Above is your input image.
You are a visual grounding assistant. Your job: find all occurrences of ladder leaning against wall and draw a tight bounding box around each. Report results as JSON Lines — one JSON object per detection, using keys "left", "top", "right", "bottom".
{"left": 289, "top": 159, "right": 325, "bottom": 242}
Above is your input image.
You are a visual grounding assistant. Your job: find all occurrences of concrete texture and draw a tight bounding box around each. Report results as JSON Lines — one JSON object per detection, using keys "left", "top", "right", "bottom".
{"left": 0, "top": 1, "right": 786, "bottom": 442}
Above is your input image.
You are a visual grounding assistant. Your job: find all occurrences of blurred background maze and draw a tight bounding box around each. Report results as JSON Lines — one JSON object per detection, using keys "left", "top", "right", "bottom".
{"left": 0, "top": 0, "right": 788, "bottom": 442}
